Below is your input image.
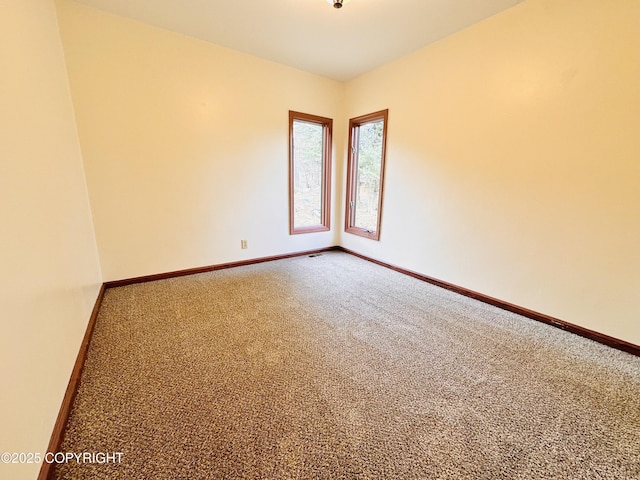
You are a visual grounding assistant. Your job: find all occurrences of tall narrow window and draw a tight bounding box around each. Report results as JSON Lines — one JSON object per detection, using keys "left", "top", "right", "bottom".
{"left": 345, "top": 109, "right": 388, "bottom": 240}
{"left": 289, "top": 111, "right": 332, "bottom": 234}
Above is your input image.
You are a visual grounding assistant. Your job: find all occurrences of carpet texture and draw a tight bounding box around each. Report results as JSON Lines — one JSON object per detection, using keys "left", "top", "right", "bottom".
{"left": 53, "top": 252, "right": 640, "bottom": 479}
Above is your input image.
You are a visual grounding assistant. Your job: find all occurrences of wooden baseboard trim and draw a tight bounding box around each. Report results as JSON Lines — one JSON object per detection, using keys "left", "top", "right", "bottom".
{"left": 38, "top": 244, "right": 637, "bottom": 480}
{"left": 337, "top": 247, "right": 640, "bottom": 357}
{"left": 38, "top": 284, "right": 106, "bottom": 480}
{"left": 39, "top": 246, "right": 339, "bottom": 479}
{"left": 104, "top": 246, "right": 341, "bottom": 288}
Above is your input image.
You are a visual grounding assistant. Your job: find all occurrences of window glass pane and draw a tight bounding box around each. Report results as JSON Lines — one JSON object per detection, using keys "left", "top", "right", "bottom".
{"left": 292, "top": 119, "right": 323, "bottom": 228}
{"left": 345, "top": 109, "right": 387, "bottom": 241}
{"left": 354, "top": 119, "right": 384, "bottom": 232}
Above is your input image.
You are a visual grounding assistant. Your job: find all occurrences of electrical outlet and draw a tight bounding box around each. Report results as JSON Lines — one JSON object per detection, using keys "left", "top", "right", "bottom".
{"left": 241, "top": 240, "right": 248, "bottom": 249}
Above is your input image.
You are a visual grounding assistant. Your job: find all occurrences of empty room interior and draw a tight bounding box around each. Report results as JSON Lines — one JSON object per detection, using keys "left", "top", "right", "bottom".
{"left": 2, "top": 0, "right": 639, "bottom": 479}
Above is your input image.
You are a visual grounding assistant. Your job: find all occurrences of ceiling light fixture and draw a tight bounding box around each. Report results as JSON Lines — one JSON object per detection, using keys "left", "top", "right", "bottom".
{"left": 326, "top": 0, "right": 351, "bottom": 9}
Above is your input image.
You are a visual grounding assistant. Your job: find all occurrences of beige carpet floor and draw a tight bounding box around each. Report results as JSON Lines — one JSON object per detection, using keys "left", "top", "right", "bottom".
{"left": 53, "top": 251, "right": 640, "bottom": 479}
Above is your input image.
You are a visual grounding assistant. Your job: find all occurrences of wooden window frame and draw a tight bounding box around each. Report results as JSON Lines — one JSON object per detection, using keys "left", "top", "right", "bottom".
{"left": 289, "top": 111, "right": 333, "bottom": 235}
{"left": 345, "top": 109, "right": 388, "bottom": 241}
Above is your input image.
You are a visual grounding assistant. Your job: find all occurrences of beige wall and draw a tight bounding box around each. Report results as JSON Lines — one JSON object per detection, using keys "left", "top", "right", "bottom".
{"left": 0, "top": 1, "right": 103, "bottom": 479}
{"left": 2, "top": 1, "right": 636, "bottom": 477}
{"left": 56, "top": 0, "right": 345, "bottom": 282}
{"left": 55, "top": 0, "right": 639, "bottom": 345}
{"left": 342, "top": 0, "right": 640, "bottom": 345}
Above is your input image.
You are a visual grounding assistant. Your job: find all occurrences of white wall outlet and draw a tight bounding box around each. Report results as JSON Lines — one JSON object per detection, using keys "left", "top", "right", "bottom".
{"left": 241, "top": 240, "right": 248, "bottom": 249}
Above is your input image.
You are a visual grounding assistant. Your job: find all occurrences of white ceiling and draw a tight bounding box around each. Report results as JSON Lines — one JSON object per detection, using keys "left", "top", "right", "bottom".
{"left": 69, "top": 0, "right": 525, "bottom": 81}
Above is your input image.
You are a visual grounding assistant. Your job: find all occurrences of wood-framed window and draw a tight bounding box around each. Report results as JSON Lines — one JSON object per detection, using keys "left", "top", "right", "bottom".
{"left": 345, "top": 109, "right": 388, "bottom": 240}
{"left": 288, "top": 111, "right": 332, "bottom": 234}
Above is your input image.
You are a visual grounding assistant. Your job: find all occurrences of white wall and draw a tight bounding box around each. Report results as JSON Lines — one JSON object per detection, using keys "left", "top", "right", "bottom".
{"left": 342, "top": 0, "right": 640, "bottom": 345}
{"left": 0, "top": 1, "right": 103, "bottom": 479}
{"left": 56, "top": 0, "right": 346, "bottom": 282}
